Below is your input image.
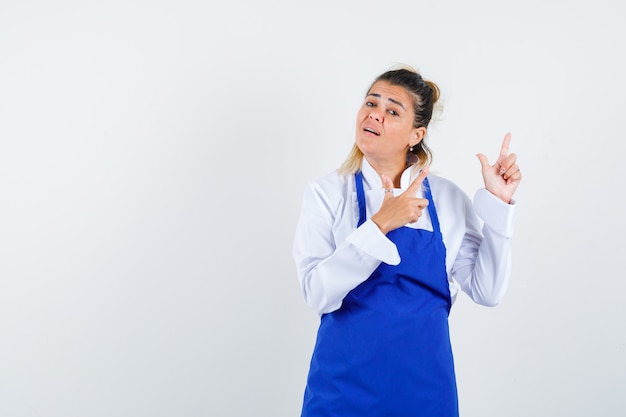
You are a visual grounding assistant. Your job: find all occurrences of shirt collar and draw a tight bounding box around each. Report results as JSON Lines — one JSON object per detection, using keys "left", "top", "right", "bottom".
{"left": 361, "top": 157, "right": 418, "bottom": 191}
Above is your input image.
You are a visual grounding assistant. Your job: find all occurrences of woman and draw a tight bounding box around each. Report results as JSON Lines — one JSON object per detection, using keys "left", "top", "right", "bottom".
{"left": 293, "top": 66, "right": 521, "bottom": 417}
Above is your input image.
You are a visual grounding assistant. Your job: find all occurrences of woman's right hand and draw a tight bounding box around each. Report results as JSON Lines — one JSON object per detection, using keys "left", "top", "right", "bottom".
{"left": 371, "top": 167, "right": 430, "bottom": 234}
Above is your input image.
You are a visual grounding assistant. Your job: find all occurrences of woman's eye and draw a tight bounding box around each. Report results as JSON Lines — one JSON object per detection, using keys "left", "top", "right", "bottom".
{"left": 365, "top": 102, "right": 375, "bottom": 107}
{"left": 388, "top": 109, "right": 398, "bottom": 116}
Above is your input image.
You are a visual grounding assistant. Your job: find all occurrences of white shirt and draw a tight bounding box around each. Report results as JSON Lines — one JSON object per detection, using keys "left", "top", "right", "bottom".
{"left": 293, "top": 158, "right": 517, "bottom": 315}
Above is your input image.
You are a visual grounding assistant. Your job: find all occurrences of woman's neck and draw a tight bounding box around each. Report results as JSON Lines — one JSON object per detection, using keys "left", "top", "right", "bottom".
{"left": 366, "top": 157, "right": 405, "bottom": 188}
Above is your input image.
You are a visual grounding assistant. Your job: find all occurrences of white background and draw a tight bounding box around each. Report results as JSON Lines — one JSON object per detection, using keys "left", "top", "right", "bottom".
{"left": 1, "top": 0, "right": 624, "bottom": 416}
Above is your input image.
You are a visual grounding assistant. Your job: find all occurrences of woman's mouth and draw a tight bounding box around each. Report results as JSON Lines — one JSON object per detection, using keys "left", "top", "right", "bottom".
{"left": 363, "top": 127, "right": 380, "bottom": 136}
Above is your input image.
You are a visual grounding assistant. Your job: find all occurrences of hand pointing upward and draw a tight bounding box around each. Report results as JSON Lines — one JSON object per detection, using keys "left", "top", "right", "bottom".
{"left": 476, "top": 133, "right": 522, "bottom": 204}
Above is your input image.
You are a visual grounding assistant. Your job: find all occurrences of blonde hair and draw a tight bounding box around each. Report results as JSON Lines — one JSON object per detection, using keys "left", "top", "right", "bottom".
{"left": 339, "top": 66, "right": 441, "bottom": 175}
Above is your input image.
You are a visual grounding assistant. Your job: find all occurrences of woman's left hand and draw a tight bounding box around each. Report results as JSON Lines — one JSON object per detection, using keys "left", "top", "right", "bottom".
{"left": 476, "top": 133, "right": 521, "bottom": 204}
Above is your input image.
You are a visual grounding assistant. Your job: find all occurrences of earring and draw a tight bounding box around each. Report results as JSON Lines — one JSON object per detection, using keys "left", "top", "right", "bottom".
{"left": 409, "top": 146, "right": 414, "bottom": 152}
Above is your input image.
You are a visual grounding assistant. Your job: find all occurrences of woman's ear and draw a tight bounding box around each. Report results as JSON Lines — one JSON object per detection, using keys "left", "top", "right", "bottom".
{"left": 410, "top": 126, "right": 427, "bottom": 148}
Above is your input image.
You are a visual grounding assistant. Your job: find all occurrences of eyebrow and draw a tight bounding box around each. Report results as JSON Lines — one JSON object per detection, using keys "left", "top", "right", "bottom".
{"left": 367, "top": 93, "right": 406, "bottom": 111}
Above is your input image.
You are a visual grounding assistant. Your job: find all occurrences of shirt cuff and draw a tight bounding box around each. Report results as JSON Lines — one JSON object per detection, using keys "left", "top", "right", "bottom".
{"left": 473, "top": 188, "right": 517, "bottom": 237}
{"left": 346, "top": 219, "right": 401, "bottom": 265}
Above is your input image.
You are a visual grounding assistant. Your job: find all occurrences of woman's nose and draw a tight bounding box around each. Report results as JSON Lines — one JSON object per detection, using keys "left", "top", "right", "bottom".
{"left": 369, "top": 111, "right": 382, "bottom": 122}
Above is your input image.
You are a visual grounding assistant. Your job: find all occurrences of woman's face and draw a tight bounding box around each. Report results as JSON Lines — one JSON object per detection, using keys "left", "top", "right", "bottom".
{"left": 355, "top": 81, "right": 424, "bottom": 167}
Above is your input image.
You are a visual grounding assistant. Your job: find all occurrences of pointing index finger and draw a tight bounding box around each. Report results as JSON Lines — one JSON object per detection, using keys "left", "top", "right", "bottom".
{"left": 407, "top": 165, "right": 430, "bottom": 193}
{"left": 499, "top": 133, "right": 512, "bottom": 159}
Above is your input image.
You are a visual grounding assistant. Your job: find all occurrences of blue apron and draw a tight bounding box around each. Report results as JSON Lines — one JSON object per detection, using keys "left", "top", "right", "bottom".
{"left": 301, "top": 172, "right": 459, "bottom": 417}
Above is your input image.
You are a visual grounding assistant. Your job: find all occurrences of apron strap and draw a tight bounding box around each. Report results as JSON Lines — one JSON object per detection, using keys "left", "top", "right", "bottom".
{"left": 354, "top": 172, "right": 367, "bottom": 227}
{"left": 423, "top": 177, "right": 442, "bottom": 238}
